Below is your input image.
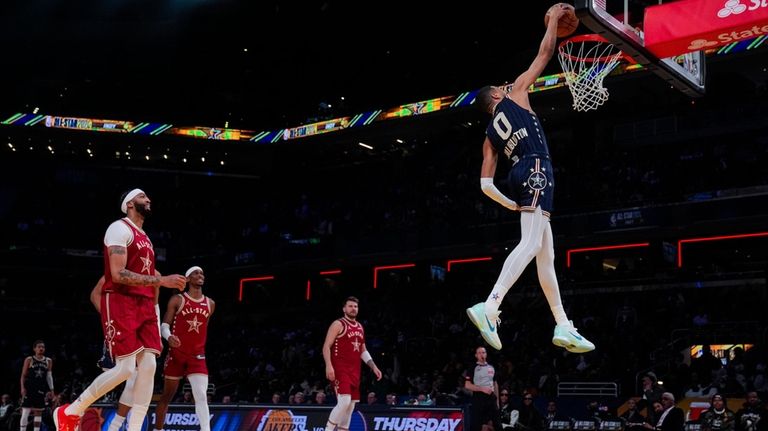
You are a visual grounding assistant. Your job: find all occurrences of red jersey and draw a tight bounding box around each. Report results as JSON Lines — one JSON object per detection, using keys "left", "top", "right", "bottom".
{"left": 331, "top": 317, "right": 365, "bottom": 368}
{"left": 102, "top": 219, "right": 155, "bottom": 299}
{"left": 171, "top": 292, "right": 211, "bottom": 356}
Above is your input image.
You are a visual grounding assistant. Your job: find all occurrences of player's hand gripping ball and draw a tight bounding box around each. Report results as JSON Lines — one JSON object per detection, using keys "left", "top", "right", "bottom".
{"left": 545, "top": 3, "right": 579, "bottom": 38}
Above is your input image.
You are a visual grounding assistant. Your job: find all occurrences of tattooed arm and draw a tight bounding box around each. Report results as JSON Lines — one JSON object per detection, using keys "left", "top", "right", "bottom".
{"left": 108, "top": 246, "right": 185, "bottom": 289}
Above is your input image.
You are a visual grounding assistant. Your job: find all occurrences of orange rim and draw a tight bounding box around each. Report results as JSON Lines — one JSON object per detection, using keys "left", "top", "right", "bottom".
{"left": 559, "top": 34, "right": 635, "bottom": 64}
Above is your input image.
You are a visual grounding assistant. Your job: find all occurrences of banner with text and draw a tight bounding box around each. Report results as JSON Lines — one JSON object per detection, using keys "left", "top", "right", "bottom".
{"left": 85, "top": 404, "right": 464, "bottom": 431}
{"left": 644, "top": 0, "right": 768, "bottom": 57}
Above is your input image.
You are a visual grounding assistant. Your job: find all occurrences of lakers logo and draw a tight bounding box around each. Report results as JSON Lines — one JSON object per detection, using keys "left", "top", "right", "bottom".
{"left": 257, "top": 409, "right": 307, "bottom": 431}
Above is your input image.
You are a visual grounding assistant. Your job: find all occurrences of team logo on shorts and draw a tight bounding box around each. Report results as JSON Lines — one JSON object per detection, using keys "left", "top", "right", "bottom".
{"left": 527, "top": 171, "right": 548, "bottom": 191}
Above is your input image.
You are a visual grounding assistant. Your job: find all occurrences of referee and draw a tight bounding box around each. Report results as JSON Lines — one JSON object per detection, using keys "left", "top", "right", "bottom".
{"left": 464, "top": 346, "right": 502, "bottom": 431}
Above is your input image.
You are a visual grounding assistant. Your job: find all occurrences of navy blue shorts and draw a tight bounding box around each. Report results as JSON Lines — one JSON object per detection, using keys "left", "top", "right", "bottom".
{"left": 507, "top": 156, "right": 554, "bottom": 217}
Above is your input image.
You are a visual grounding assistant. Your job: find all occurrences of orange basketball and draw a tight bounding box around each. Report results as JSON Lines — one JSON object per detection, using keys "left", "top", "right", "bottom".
{"left": 545, "top": 3, "right": 579, "bottom": 38}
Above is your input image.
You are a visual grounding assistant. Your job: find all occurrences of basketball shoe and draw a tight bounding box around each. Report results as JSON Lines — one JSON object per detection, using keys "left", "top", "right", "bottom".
{"left": 552, "top": 321, "right": 595, "bottom": 353}
{"left": 54, "top": 404, "right": 81, "bottom": 431}
{"left": 466, "top": 302, "right": 502, "bottom": 350}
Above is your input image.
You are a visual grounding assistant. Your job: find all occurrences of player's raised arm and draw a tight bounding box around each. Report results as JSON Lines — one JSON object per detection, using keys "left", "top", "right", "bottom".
{"left": 510, "top": 4, "right": 567, "bottom": 108}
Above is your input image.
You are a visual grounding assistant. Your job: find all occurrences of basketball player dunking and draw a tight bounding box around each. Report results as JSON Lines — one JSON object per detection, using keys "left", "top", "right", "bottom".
{"left": 323, "top": 297, "right": 382, "bottom": 431}
{"left": 54, "top": 189, "right": 186, "bottom": 431}
{"left": 466, "top": 4, "right": 595, "bottom": 354}
{"left": 154, "top": 265, "right": 215, "bottom": 431}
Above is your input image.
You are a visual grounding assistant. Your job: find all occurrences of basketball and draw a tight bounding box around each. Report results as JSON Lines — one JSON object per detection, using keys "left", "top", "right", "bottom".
{"left": 545, "top": 3, "right": 579, "bottom": 38}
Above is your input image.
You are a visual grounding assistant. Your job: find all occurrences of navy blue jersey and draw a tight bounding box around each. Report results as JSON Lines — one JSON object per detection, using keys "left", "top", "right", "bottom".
{"left": 22, "top": 356, "right": 49, "bottom": 408}
{"left": 485, "top": 97, "right": 549, "bottom": 162}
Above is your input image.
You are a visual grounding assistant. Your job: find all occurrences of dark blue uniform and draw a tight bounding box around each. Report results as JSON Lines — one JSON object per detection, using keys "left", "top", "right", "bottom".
{"left": 485, "top": 97, "right": 554, "bottom": 217}
{"left": 22, "top": 357, "right": 49, "bottom": 408}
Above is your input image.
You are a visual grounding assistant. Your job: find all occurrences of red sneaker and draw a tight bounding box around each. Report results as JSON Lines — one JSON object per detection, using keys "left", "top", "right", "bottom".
{"left": 54, "top": 404, "right": 80, "bottom": 431}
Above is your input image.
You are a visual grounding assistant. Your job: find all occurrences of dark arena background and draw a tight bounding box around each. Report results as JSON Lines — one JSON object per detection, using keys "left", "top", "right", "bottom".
{"left": 1, "top": 2, "right": 767, "bottom": 431}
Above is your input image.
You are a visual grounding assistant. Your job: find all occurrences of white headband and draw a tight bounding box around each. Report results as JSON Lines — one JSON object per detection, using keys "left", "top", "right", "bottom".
{"left": 121, "top": 188, "right": 145, "bottom": 214}
{"left": 185, "top": 266, "right": 203, "bottom": 278}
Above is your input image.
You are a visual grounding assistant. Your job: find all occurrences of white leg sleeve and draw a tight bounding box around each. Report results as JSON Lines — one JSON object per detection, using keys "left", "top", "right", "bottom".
{"left": 536, "top": 222, "right": 569, "bottom": 326}
{"left": 20, "top": 408, "right": 31, "bottom": 430}
{"left": 66, "top": 355, "right": 137, "bottom": 416}
{"left": 126, "top": 351, "right": 157, "bottom": 431}
{"left": 485, "top": 208, "right": 547, "bottom": 316}
{"left": 188, "top": 374, "right": 210, "bottom": 431}
{"left": 118, "top": 367, "right": 137, "bottom": 407}
{"left": 325, "top": 395, "right": 352, "bottom": 431}
{"left": 339, "top": 400, "right": 357, "bottom": 430}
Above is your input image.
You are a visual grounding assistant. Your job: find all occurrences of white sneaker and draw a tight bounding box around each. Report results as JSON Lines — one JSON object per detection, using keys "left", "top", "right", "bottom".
{"left": 466, "top": 302, "right": 502, "bottom": 350}
{"left": 552, "top": 321, "right": 595, "bottom": 353}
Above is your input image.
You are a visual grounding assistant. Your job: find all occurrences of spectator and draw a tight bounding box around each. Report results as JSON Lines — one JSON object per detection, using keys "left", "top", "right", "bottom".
{"left": 367, "top": 392, "right": 378, "bottom": 405}
{"left": 700, "top": 394, "right": 735, "bottom": 431}
{"left": 620, "top": 398, "right": 649, "bottom": 431}
{"left": 499, "top": 390, "right": 516, "bottom": 429}
{"left": 655, "top": 393, "right": 684, "bottom": 431}
{"left": 385, "top": 394, "right": 398, "bottom": 406}
{"left": 314, "top": 392, "right": 328, "bottom": 405}
{"left": 517, "top": 393, "right": 544, "bottom": 431}
{"left": 1, "top": 394, "right": 16, "bottom": 431}
{"left": 641, "top": 373, "right": 665, "bottom": 412}
{"left": 735, "top": 391, "right": 767, "bottom": 431}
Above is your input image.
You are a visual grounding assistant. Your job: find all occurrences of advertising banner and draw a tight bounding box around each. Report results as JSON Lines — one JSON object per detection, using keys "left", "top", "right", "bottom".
{"left": 84, "top": 404, "right": 464, "bottom": 431}
{"left": 644, "top": 0, "right": 768, "bottom": 57}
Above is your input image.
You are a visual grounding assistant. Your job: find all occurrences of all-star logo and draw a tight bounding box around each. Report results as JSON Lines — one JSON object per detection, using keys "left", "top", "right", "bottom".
{"left": 527, "top": 171, "right": 547, "bottom": 191}
{"left": 718, "top": 0, "right": 747, "bottom": 18}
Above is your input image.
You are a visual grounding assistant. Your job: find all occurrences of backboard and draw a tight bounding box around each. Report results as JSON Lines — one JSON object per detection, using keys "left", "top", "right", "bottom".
{"left": 574, "top": 0, "right": 706, "bottom": 96}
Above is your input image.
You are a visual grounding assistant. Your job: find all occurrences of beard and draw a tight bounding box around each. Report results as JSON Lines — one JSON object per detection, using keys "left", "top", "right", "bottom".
{"left": 135, "top": 202, "right": 152, "bottom": 218}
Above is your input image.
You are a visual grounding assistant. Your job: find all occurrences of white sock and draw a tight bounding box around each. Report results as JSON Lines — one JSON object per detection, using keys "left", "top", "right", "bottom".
{"left": 189, "top": 374, "right": 210, "bottom": 431}
{"left": 536, "top": 222, "right": 569, "bottom": 326}
{"left": 484, "top": 209, "right": 546, "bottom": 316}
{"left": 66, "top": 356, "right": 136, "bottom": 416}
{"left": 108, "top": 415, "right": 126, "bottom": 431}
{"left": 126, "top": 352, "right": 156, "bottom": 431}
{"left": 32, "top": 415, "right": 41, "bottom": 431}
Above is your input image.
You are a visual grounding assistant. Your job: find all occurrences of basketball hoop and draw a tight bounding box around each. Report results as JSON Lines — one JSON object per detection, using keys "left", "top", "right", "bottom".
{"left": 558, "top": 34, "right": 632, "bottom": 112}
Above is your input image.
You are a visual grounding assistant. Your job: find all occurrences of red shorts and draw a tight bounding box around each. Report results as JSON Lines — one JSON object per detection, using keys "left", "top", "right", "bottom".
{"left": 164, "top": 348, "right": 208, "bottom": 379}
{"left": 331, "top": 365, "right": 361, "bottom": 401}
{"left": 101, "top": 292, "right": 161, "bottom": 359}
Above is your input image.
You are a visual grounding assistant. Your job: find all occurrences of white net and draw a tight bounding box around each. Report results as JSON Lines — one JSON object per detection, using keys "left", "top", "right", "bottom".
{"left": 558, "top": 37, "right": 624, "bottom": 112}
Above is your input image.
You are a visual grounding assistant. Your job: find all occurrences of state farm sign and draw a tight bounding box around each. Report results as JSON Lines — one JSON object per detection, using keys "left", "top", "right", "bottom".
{"left": 644, "top": 0, "right": 768, "bottom": 57}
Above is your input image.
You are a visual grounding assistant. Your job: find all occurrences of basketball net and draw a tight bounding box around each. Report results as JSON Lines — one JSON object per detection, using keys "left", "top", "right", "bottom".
{"left": 557, "top": 34, "right": 625, "bottom": 112}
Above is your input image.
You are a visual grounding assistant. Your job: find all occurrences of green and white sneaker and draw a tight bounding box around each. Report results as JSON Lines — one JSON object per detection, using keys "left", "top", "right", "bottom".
{"left": 466, "top": 302, "right": 502, "bottom": 350}
{"left": 552, "top": 321, "right": 595, "bottom": 353}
